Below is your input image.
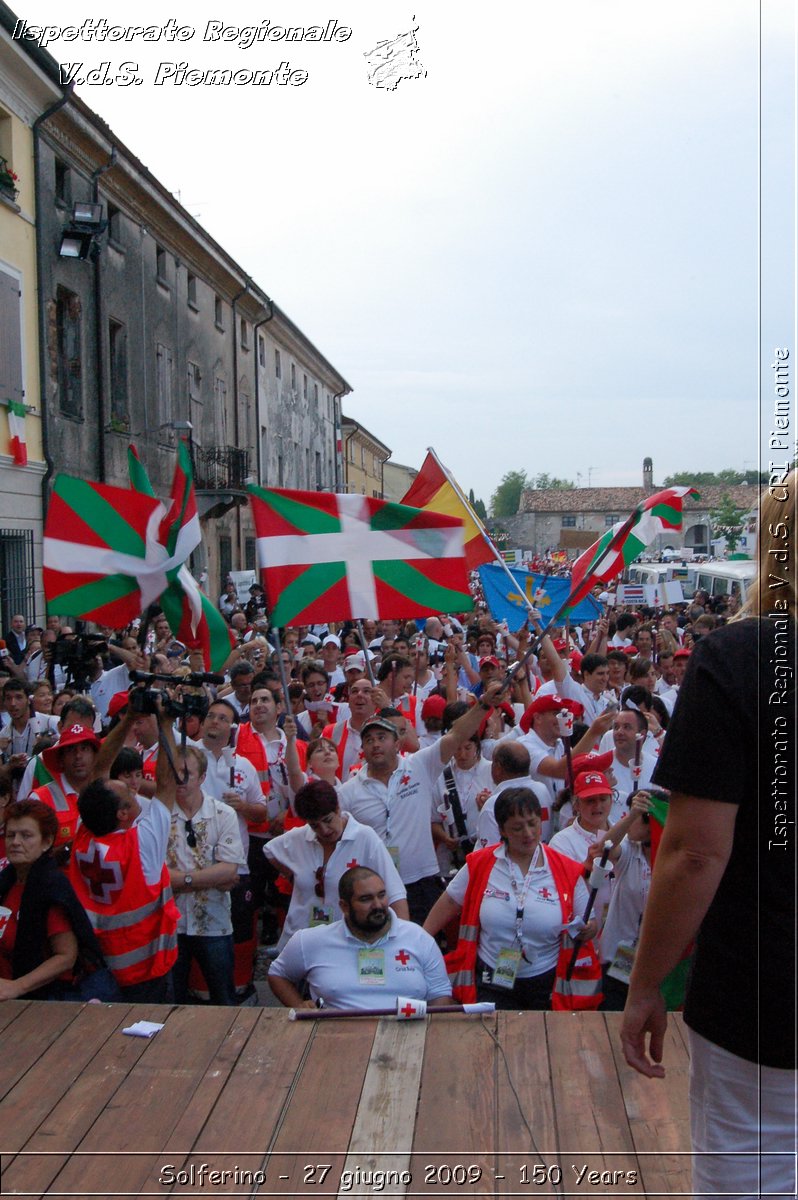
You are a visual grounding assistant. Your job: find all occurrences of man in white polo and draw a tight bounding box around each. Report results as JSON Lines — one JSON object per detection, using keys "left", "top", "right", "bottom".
{"left": 267, "top": 866, "right": 452, "bottom": 1011}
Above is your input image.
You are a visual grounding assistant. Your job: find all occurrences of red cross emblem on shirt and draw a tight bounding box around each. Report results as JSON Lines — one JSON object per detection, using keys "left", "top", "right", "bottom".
{"left": 400, "top": 774, "right": 411, "bottom": 786}
{"left": 538, "top": 887, "right": 553, "bottom": 900}
{"left": 233, "top": 770, "right": 246, "bottom": 787}
{"left": 395, "top": 949, "right": 411, "bottom": 965}
{"left": 400, "top": 1002, "right": 417, "bottom": 1017}
{"left": 346, "top": 858, "right": 358, "bottom": 870}
{"left": 75, "top": 842, "right": 124, "bottom": 905}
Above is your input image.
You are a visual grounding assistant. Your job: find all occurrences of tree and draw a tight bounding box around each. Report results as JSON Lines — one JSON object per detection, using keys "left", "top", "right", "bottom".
{"left": 490, "top": 470, "right": 530, "bottom": 517}
{"left": 468, "top": 488, "right": 488, "bottom": 523}
{"left": 709, "top": 493, "right": 748, "bottom": 554}
{"left": 663, "top": 468, "right": 767, "bottom": 487}
{"left": 531, "top": 472, "right": 576, "bottom": 490}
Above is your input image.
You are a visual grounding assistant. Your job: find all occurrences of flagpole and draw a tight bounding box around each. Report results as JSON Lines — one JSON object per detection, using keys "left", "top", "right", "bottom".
{"left": 502, "top": 507, "right": 644, "bottom": 687}
{"left": 272, "top": 627, "right": 292, "bottom": 718}
{"left": 427, "top": 447, "right": 540, "bottom": 616}
{"left": 355, "top": 621, "right": 377, "bottom": 686}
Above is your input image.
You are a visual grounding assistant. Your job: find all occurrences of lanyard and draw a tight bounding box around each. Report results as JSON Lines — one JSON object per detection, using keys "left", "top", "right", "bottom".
{"left": 506, "top": 849, "right": 542, "bottom": 946}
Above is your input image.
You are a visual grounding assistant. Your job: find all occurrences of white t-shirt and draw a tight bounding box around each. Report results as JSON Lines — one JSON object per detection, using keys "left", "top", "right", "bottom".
{"left": 476, "top": 777, "right": 553, "bottom": 848}
{"left": 600, "top": 839, "right": 651, "bottom": 964}
{"left": 548, "top": 819, "right": 614, "bottom": 936}
{"left": 200, "top": 744, "right": 267, "bottom": 865}
{"left": 264, "top": 813, "right": 406, "bottom": 949}
{"left": 446, "top": 843, "right": 589, "bottom": 977}
{"left": 268, "top": 911, "right": 451, "bottom": 1009}
{"left": 339, "top": 742, "right": 445, "bottom": 884}
{"left": 435, "top": 757, "right": 494, "bottom": 840}
{"left": 90, "top": 663, "right": 132, "bottom": 722}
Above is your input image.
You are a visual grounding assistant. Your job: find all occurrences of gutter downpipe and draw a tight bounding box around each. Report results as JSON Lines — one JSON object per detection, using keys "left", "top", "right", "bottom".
{"left": 334, "top": 386, "right": 351, "bottom": 490}
{"left": 253, "top": 297, "right": 275, "bottom": 485}
{"left": 91, "top": 147, "right": 117, "bottom": 483}
{"left": 231, "top": 278, "right": 251, "bottom": 567}
{"left": 33, "top": 83, "right": 73, "bottom": 520}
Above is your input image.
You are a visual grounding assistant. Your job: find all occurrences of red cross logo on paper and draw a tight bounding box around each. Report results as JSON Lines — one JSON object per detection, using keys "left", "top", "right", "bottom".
{"left": 75, "top": 841, "right": 124, "bottom": 905}
{"left": 346, "top": 858, "right": 359, "bottom": 870}
{"left": 400, "top": 1003, "right": 416, "bottom": 1017}
{"left": 395, "top": 949, "right": 411, "bottom": 965}
{"left": 400, "top": 774, "right": 411, "bottom": 786}
{"left": 538, "top": 887, "right": 553, "bottom": 900}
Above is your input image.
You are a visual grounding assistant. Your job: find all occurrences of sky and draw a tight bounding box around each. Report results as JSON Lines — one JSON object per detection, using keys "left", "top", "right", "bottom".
{"left": 13, "top": 0, "right": 796, "bottom": 503}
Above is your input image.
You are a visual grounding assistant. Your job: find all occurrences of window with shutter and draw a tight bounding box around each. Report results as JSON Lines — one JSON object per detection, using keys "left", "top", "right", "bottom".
{"left": 0, "top": 267, "right": 23, "bottom": 408}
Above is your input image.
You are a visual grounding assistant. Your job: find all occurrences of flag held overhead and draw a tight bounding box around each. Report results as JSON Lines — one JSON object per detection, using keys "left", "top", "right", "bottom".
{"left": 400, "top": 449, "right": 494, "bottom": 571}
{"left": 248, "top": 485, "right": 473, "bottom": 625}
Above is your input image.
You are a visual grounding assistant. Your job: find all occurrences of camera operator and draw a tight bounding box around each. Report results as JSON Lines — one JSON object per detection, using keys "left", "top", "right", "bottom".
{"left": 47, "top": 629, "right": 146, "bottom": 722}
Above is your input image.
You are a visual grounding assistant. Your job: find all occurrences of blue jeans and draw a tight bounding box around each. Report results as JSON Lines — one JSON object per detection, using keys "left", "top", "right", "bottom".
{"left": 172, "top": 934, "right": 236, "bottom": 1006}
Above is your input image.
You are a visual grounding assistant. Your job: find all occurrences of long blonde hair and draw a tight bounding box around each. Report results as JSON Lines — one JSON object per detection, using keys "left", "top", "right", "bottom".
{"left": 737, "top": 469, "right": 797, "bottom": 621}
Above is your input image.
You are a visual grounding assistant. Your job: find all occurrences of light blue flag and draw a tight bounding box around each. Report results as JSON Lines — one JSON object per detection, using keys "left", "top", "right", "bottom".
{"left": 477, "top": 563, "right": 602, "bottom": 631}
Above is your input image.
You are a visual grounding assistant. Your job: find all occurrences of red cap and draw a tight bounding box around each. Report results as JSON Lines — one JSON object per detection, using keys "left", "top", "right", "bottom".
{"left": 674, "top": 648, "right": 692, "bottom": 660}
{"left": 479, "top": 655, "right": 501, "bottom": 669}
{"left": 574, "top": 770, "right": 612, "bottom": 800}
{"left": 571, "top": 749, "right": 614, "bottom": 777}
{"left": 107, "top": 691, "right": 130, "bottom": 720}
{"left": 421, "top": 694, "right": 447, "bottom": 721}
{"left": 519, "top": 693, "right": 583, "bottom": 732}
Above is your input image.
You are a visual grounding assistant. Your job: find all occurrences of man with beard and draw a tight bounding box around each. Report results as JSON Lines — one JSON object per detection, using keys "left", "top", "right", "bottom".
{"left": 267, "top": 866, "right": 452, "bottom": 1011}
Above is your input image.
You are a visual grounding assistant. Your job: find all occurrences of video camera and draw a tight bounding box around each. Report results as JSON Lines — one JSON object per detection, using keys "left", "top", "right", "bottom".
{"left": 127, "top": 669, "right": 223, "bottom": 721}
{"left": 51, "top": 633, "right": 109, "bottom": 688}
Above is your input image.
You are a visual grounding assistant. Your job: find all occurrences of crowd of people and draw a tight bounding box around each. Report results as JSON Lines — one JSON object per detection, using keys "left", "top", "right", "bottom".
{"left": 0, "top": 570, "right": 736, "bottom": 1013}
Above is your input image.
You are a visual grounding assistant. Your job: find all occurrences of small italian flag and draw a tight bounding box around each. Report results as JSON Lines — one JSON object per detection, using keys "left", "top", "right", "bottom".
{"left": 7, "top": 399, "right": 27, "bottom": 466}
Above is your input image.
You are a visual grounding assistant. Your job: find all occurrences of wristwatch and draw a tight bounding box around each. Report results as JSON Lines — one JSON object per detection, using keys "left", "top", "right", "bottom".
{"left": 183, "top": 874, "right": 193, "bottom": 889}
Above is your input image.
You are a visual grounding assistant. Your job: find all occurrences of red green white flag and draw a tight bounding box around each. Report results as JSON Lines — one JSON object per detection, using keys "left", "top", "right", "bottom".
{"left": 6, "top": 399, "right": 27, "bottom": 466}
{"left": 568, "top": 486, "right": 700, "bottom": 607}
{"left": 248, "top": 485, "right": 474, "bottom": 625}
{"left": 43, "top": 475, "right": 170, "bottom": 626}
{"left": 128, "top": 443, "right": 234, "bottom": 672}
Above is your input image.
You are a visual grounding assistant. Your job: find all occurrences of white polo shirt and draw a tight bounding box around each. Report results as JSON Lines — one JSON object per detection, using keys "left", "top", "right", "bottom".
{"left": 339, "top": 743, "right": 444, "bottom": 884}
{"left": 517, "top": 727, "right": 566, "bottom": 808}
{"left": 264, "top": 813, "right": 406, "bottom": 949}
{"left": 268, "top": 911, "right": 451, "bottom": 1009}
{"left": 600, "top": 838, "right": 651, "bottom": 964}
{"left": 537, "top": 674, "right": 614, "bottom": 725}
{"left": 446, "top": 843, "right": 589, "bottom": 977}
{"left": 435, "top": 757, "right": 493, "bottom": 840}
{"left": 548, "top": 819, "right": 614, "bottom": 934}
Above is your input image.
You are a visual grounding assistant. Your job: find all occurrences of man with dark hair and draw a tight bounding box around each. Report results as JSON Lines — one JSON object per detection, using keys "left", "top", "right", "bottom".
{"left": 69, "top": 728, "right": 179, "bottom": 1002}
{"left": 226, "top": 660, "right": 255, "bottom": 720}
{"left": 267, "top": 867, "right": 452, "bottom": 1012}
{"left": 340, "top": 683, "right": 507, "bottom": 923}
{"left": 476, "top": 740, "right": 550, "bottom": 845}
{"left": 609, "top": 613, "right": 638, "bottom": 648}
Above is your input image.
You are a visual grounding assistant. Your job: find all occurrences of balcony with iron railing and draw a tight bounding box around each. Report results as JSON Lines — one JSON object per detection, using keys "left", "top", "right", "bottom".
{"left": 188, "top": 443, "right": 250, "bottom": 518}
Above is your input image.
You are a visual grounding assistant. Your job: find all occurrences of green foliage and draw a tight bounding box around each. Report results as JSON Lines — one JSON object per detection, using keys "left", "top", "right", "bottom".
{"left": 709, "top": 492, "right": 748, "bottom": 553}
{"left": 490, "top": 470, "right": 529, "bottom": 517}
{"left": 663, "top": 468, "right": 766, "bottom": 487}
{"left": 531, "top": 472, "right": 575, "bottom": 490}
{"left": 468, "top": 489, "right": 488, "bottom": 522}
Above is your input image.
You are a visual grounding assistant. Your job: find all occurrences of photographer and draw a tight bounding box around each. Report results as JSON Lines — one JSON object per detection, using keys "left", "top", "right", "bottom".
{"left": 48, "top": 629, "right": 146, "bottom": 722}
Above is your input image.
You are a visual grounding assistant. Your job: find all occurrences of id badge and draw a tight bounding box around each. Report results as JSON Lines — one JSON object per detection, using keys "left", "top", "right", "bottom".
{"left": 357, "top": 947, "right": 386, "bottom": 985}
{"left": 492, "top": 947, "right": 522, "bottom": 989}
{"left": 387, "top": 846, "right": 400, "bottom": 872}
{"left": 607, "top": 941, "right": 636, "bottom": 984}
{"left": 309, "top": 904, "right": 333, "bottom": 927}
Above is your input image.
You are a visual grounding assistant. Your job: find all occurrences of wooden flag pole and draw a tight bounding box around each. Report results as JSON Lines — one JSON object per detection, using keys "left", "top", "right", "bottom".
{"left": 355, "top": 620, "right": 378, "bottom": 685}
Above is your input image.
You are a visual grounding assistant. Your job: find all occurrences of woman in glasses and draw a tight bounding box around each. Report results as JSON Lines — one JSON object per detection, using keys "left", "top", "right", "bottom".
{"left": 264, "top": 779, "right": 407, "bottom": 951}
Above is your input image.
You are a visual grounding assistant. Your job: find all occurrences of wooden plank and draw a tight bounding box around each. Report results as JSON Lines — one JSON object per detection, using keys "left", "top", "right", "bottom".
{"left": 1, "top": 1003, "right": 168, "bottom": 1199}
{"left": 546, "top": 1013, "right": 643, "bottom": 1196}
{"left": 335, "top": 1018, "right": 427, "bottom": 1199}
{"left": 39, "top": 1004, "right": 243, "bottom": 1200}
{"left": 414, "top": 1012, "right": 497, "bottom": 1197}
{"left": 493, "top": 1012, "right": 563, "bottom": 1195}
{"left": 268, "top": 1015, "right": 377, "bottom": 1197}
{"left": 132, "top": 1006, "right": 262, "bottom": 1198}
{"left": 0, "top": 1003, "right": 134, "bottom": 1158}
{"left": 0, "top": 1001, "right": 82, "bottom": 1103}
{"left": 605, "top": 1012, "right": 693, "bottom": 1198}
{"left": 166, "top": 1007, "right": 318, "bottom": 1196}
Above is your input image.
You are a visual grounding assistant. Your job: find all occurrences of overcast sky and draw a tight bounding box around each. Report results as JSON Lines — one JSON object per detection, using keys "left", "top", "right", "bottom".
{"left": 17, "top": 0, "right": 795, "bottom": 502}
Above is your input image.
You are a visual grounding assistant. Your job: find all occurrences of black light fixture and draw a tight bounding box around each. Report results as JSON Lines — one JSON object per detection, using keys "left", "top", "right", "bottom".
{"left": 59, "top": 201, "right": 107, "bottom": 260}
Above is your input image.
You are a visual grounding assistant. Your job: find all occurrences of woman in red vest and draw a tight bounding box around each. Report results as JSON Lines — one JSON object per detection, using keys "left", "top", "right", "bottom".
{"left": 424, "top": 787, "right": 600, "bottom": 1010}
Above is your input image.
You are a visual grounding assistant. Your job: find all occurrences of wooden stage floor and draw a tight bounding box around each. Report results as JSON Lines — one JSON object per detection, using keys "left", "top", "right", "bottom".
{"left": 0, "top": 1000, "right": 691, "bottom": 1199}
